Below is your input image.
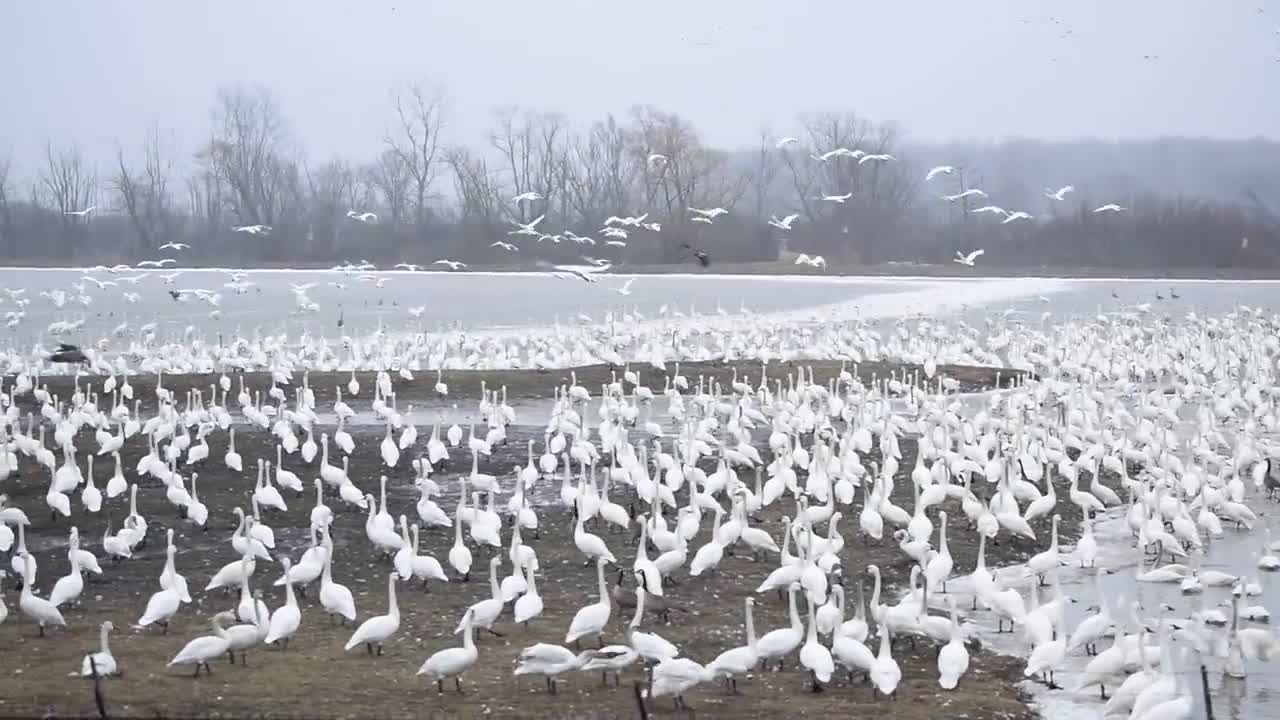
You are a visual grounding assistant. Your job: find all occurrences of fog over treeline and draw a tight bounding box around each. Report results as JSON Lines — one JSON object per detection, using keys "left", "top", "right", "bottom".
{"left": 1, "top": 83, "right": 1277, "bottom": 270}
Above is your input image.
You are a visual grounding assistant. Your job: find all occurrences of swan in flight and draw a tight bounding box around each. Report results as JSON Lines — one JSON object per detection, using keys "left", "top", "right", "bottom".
{"left": 1094, "top": 204, "right": 1127, "bottom": 213}
{"left": 604, "top": 240, "right": 627, "bottom": 247}
{"left": 490, "top": 241, "right": 518, "bottom": 251}
{"left": 137, "top": 259, "right": 177, "bottom": 268}
{"left": 769, "top": 213, "right": 799, "bottom": 230}
{"left": 690, "top": 216, "right": 713, "bottom": 224}
{"left": 159, "top": 242, "right": 190, "bottom": 251}
{"left": 615, "top": 279, "right": 635, "bottom": 296}
{"left": 647, "top": 153, "right": 668, "bottom": 165}
{"left": 943, "top": 189, "right": 987, "bottom": 202}
{"left": 954, "top": 249, "right": 984, "bottom": 266}
{"left": 1043, "top": 185, "right": 1074, "bottom": 201}
{"left": 1001, "top": 211, "right": 1033, "bottom": 224}
{"left": 512, "top": 191, "right": 543, "bottom": 203}
{"left": 433, "top": 260, "right": 467, "bottom": 270}
{"left": 508, "top": 214, "right": 546, "bottom": 236}
{"left": 775, "top": 136, "right": 799, "bottom": 148}
{"left": 815, "top": 147, "right": 863, "bottom": 162}
{"left": 925, "top": 166, "right": 955, "bottom": 181}
{"left": 64, "top": 206, "right": 96, "bottom": 217}
{"left": 858, "top": 153, "right": 895, "bottom": 164}
{"left": 821, "top": 192, "right": 852, "bottom": 204}
{"left": 346, "top": 210, "right": 378, "bottom": 223}
{"left": 394, "top": 263, "right": 423, "bottom": 271}
{"left": 232, "top": 225, "right": 271, "bottom": 234}
{"left": 689, "top": 207, "right": 728, "bottom": 218}
{"left": 795, "top": 254, "right": 827, "bottom": 269}
{"left": 972, "top": 205, "right": 1008, "bottom": 216}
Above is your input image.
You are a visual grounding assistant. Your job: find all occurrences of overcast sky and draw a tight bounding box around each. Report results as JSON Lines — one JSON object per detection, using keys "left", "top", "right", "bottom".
{"left": 2, "top": 1, "right": 1276, "bottom": 170}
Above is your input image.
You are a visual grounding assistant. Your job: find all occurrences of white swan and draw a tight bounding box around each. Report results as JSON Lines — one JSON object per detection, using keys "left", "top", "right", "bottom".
{"left": 565, "top": 557, "right": 611, "bottom": 647}
{"left": 167, "top": 611, "right": 232, "bottom": 676}
{"left": 79, "top": 621, "right": 118, "bottom": 677}
{"left": 418, "top": 608, "right": 479, "bottom": 693}
{"left": 345, "top": 573, "right": 400, "bottom": 655}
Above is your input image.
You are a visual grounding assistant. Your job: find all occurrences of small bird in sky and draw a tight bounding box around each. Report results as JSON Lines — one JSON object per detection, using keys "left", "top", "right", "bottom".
{"left": 925, "top": 166, "right": 955, "bottom": 181}
{"left": 1094, "top": 204, "right": 1127, "bottom": 213}
{"left": 821, "top": 192, "right": 853, "bottom": 204}
{"left": 63, "top": 205, "right": 96, "bottom": 217}
{"left": 394, "top": 263, "right": 423, "bottom": 271}
{"left": 615, "top": 278, "right": 635, "bottom": 296}
{"left": 159, "top": 242, "right": 190, "bottom": 251}
{"left": 972, "top": 205, "right": 1008, "bottom": 216}
{"left": 1002, "top": 211, "right": 1033, "bottom": 224}
{"left": 433, "top": 259, "right": 467, "bottom": 270}
{"left": 232, "top": 224, "right": 271, "bottom": 234}
{"left": 490, "top": 241, "right": 518, "bottom": 251}
{"left": 690, "top": 216, "right": 714, "bottom": 224}
{"left": 137, "top": 258, "right": 177, "bottom": 268}
{"left": 954, "top": 249, "right": 985, "bottom": 266}
{"left": 1043, "top": 185, "right": 1075, "bottom": 201}
{"left": 775, "top": 137, "right": 799, "bottom": 149}
{"left": 647, "top": 153, "right": 668, "bottom": 166}
{"left": 512, "top": 191, "right": 543, "bottom": 203}
{"left": 346, "top": 210, "right": 378, "bottom": 223}
{"left": 682, "top": 243, "right": 711, "bottom": 267}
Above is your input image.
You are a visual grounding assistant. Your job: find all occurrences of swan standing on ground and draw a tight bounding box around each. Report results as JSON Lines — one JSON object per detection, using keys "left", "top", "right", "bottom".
{"left": 168, "top": 612, "right": 232, "bottom": 676}
{"left": 419, "top": 608, "right": 479, "bottom": 693}
{"left": 345, "top": 573, "right": 400, "bottom": 655}
{"left": 707, "top": 597, "right": 757, "bottom": 692}
{"left": 566, "top": 557, "right": 612, "bottom": 648}
{"left": 870, "top": 622, "right": 902, "bottom": 699}
{"left": 319, "top": 531, "right": 356, "bottom": 624}
{"left": 18, "top": 552, "right": 65, "bottom": 635}
{"left": 938, "top": 596, "right": 969, "bottom": 689}
{"left": 79, "top": 621, "right": 118, "bottom": 677}
{"left": 799, "top": 596, "right": 834, "bottom": 691}
{"left": 513, "top": 643, "right": 592, "bottom": 694}
{"left": 265, "top": 557, "right": 302, "bottom": 650}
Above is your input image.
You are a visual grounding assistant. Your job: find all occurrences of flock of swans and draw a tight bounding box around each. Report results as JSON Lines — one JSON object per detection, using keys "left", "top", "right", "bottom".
{"left": 1, "top": 291, "right": 1280, "bottom": 718}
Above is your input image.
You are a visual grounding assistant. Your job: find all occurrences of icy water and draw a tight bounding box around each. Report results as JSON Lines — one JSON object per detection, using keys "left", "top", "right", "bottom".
{"left": 6, "top": 267, "right": 1280, "bottom": 344}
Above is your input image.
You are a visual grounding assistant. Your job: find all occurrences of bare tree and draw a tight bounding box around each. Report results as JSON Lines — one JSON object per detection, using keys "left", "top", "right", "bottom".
{"left": 780, "top": 112, "right": 914, "bottom": 262}
{"left": 447, "top": 146, "right": 503, "bottom": 228}
{"left": 368, "top": 149, "right": 412, "bottom": 225}
{"left": 385, "top": 83, "right": 446, "bottom": 227}
{"left": 490, "top": 108, "right": 568, "bottom": 225}
{"left": 0, "top": 149, "right": 13, "bottom": 250}
{"left": 628, "top": 105, "right": 747, "bottom": 261}
{"left": 200, "top": 85, "right": 291, "bottom": 227}
{"left": 40, "top": 142, "right": 96, "bottom": 219}
{"left": 563, "top": 115, "right": 638, "bottom": 230}
{"left": 305, "top": 158, "right": 368, "bottom": 256}
{"left": 111, "top": 125, "right": 176, "bottom": 256}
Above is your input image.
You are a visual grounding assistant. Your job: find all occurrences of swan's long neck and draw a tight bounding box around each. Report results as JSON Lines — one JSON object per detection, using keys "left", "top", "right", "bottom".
{"left": 99, "top": 625, "right": 111, "bottom": 654}
{"left": 489, "top": 562, "right": 500, "bottom": 600}
{"left": 632, "top": 586, "right": 645, "bottom": 628}
{"left": 388, "top": 574, "right": 399, "bottom": 617}
{"left": 788, "top": 586, "right": 801, "bottom": 629}
{"left": 745, "top": 600, "right": 757, "bottom": 647}
{"left": 462, "top": 612, "right": 475, "bottom": 650}
{"left": 598, "top": 562, "right": 609, "bottom": 605}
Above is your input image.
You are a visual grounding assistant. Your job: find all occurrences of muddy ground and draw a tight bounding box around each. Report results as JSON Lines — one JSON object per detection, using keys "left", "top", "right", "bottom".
{"left": 0, "top": 362, "right": 1082, "bottom": 720}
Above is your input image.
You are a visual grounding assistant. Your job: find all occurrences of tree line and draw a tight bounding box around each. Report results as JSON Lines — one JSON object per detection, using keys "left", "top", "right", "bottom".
{"left": 0, "top": 83, "right": 1276, "bottom": 270}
